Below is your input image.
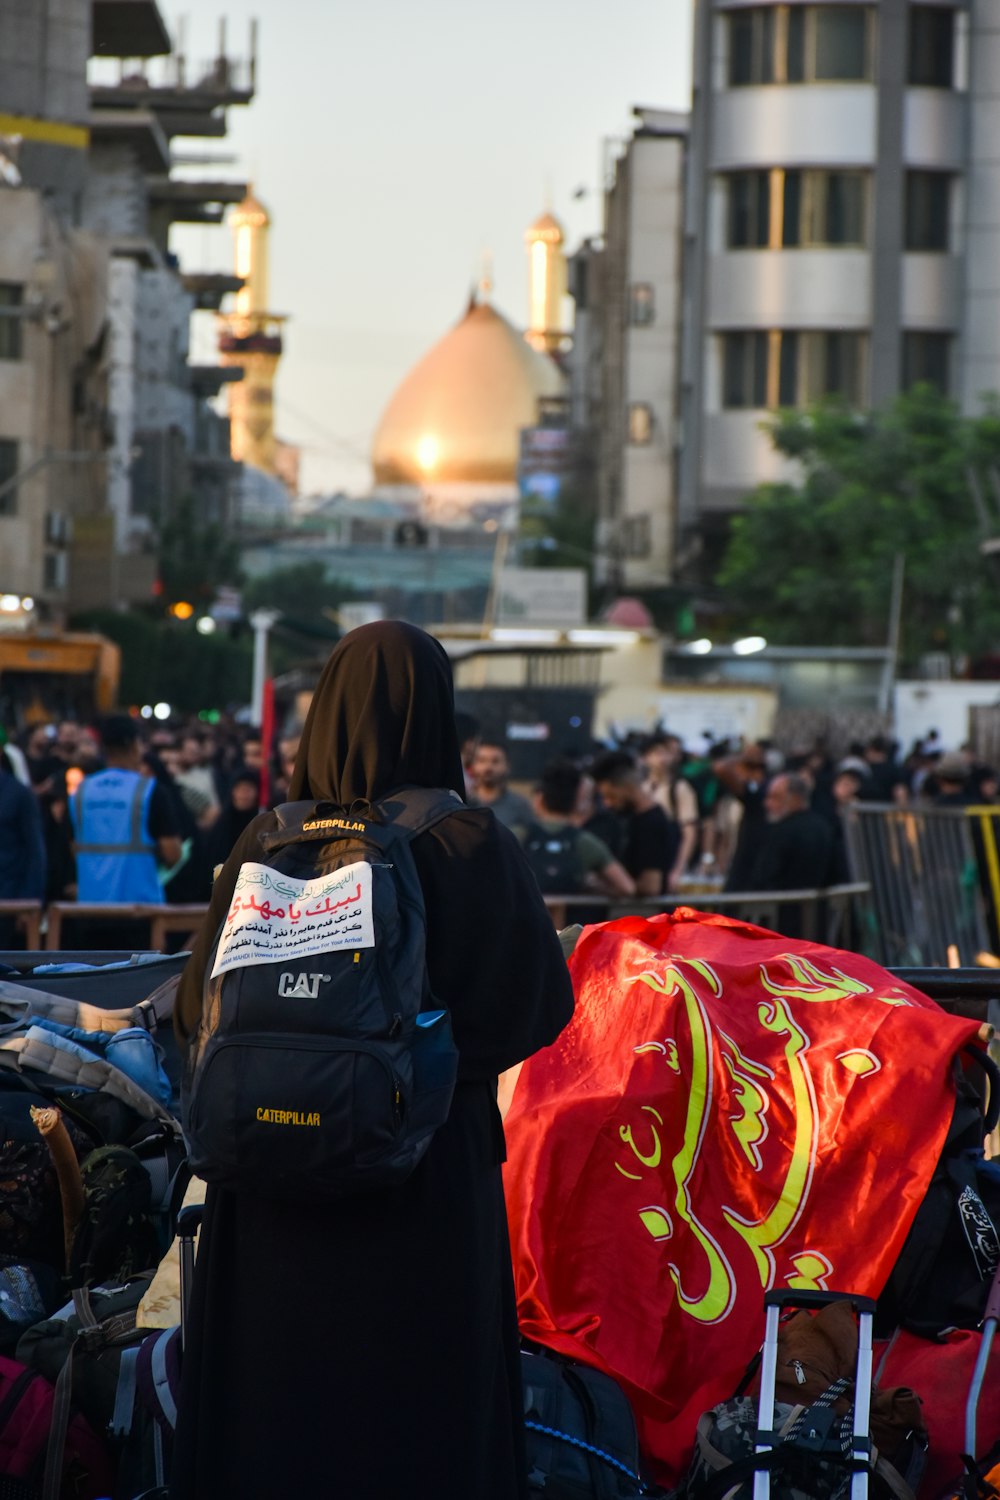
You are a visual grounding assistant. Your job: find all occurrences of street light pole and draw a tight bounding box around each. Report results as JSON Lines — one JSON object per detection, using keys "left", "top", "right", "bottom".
{"left": 249, "top": 608, "right": 280, "bottom": 727}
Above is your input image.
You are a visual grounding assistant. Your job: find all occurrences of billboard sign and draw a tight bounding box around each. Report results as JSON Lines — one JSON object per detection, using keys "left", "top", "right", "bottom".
{"left": 497, "top": 567, "right": 586, "bottom": 627}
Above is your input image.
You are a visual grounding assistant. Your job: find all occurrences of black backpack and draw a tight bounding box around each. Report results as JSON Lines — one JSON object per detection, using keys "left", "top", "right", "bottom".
{"left": 182, "top": 788, "right": 462, "bottom": 1201}
{"left": 524, "top": 822, "right": 585, "bottom": 895}
{"left": 876, "top": 1045, "right": 1000, "bottom": 1338}
{"left": 520, "top": 1344, "right": 661, "bottom": 1498}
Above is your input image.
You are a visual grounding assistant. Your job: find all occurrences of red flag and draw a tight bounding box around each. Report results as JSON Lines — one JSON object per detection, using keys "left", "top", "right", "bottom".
{"left": 504, "top": 909, "right": 983, "bottom": 1486}
{"left": 259, "top": 676, "right": 275, "bottom": 812}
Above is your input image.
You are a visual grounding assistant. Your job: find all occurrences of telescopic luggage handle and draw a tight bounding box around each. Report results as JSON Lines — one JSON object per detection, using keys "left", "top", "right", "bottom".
{"left": 964, "top": 1256, "right": 1000, "bottom": 1463}
{"left": 176, "top": 1202, "right": 205, "bottom": 1349}
{"left": 763, "top": 1290, "right": 877, "bottom": 1314}
{"left": 756, "top": 1291, "right": 876, "bottom": 1500}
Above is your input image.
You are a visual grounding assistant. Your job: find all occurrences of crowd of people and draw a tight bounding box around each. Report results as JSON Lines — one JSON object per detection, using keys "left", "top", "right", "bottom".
{"left": 461, "top": 723, "right": 1000, "bottom": 905}
{"left": 0, "top": 714, "right": 299, "bottom": 939}
{"left": 0, "top": 708, "right": 996, "bottom": 936}
{"left": 0, "top": 635, "right": 993, "bottom": 1497}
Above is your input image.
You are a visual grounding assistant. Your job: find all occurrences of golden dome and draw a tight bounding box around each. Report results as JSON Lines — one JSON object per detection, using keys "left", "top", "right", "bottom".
{"left": 525, "top": 211, "right": 565, "bottom": 246}
{"left": 230, "top": 189, "right": 270, "bottom": 229}
{"left": 371, "top": 297, "right": 566, "bottom": 486}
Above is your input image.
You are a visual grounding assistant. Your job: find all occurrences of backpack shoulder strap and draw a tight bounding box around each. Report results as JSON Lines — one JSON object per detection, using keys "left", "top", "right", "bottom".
{"left": 374, "top": 787, "right": 464, "bottom": 842}
{"left": 271, "top": 800, "right": 318, "bottom": 832}
{"left": 260, "top": 790, "right": 463, "bottom": 854}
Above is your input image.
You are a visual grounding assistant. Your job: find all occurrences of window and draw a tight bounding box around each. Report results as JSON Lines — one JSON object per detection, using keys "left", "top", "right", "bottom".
{"left": 722, "top": 332, "right": 769, "bottom": 408}
{"left": 783, "top": 169, "right": 867, "bottom": 246}
{"left": 0, "top": 284, "right": 23, "bottom": 361}
{"left": 903, "top": 332, "right": 951, "bottom": 392}
{"left": 908, "top": 7, "right": 954, "bottom": 88}
{"left": 905, "top": 172, "right": 950, "bottom": 251}
{"left": 629, "top": 284, "right": 655, "bottom": 326}
{"left": 728, "top": 172, "right": 771, "bottom": 247}
{"left": 627, "top": 403, "right": 654, "bottom": 444}
{"left": 813, "top": 8, "right": 868, "bottom": 80}
{"left": 43, "top": 552, "right": 68, "bottom": 591}
{"left": 779, "top": 331, "right": 866, "bottom": 404}
{"left": 0, "top": 439, "right": 18, "bottom": 517}
{"left": 727, "top": 170, "right": 868, "bottom": 248}
{"left": 728, "top": 8, "right": 775, "bottom": 85}
{"left": 623, "top": 515, "right": 651, "bottom": 559}
{"left": 728, "top": 6, "right": 874, "bottom": 86}
{"left": 721, "top": 331, "right": 866, "bottom": 408}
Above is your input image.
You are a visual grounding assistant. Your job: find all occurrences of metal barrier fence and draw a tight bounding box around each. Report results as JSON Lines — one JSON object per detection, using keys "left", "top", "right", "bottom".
{"left": 843, "top": 803, "right": 1000, "bottom": 968}
{"left": 541, "top": 884, "right": 870, "bottom": 947}
{"left": 1, "top": 890, "right": 871, "bottom": 955}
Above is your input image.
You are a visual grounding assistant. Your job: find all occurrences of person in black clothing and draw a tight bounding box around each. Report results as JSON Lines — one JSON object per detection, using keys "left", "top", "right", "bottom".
{"left": 750, "top": 772, "right": 837, "bottom": 936}
{"left": 171, "top": 621, "right": 574, "bottom": 1500}
{"left": 858, "top": 735, "right": 909, "bottom": 805}
{"left": 930, "top": 752, "right": 976, "bottom": 807}
{"left": 751, "top": 772, "right": 837, "bottom": 891}
{"left": 203, "top": 769, "right": 261, "bottom": 871}
{"left": 713, "top": 743, "right": 770, "bottom": 891}
{"left": 591, "top": 749, "right": 679, "bottom": 897}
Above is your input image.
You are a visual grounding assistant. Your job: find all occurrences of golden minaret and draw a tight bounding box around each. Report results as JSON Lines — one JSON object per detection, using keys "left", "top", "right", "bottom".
{"left": 218, "top": 189, "right": 286, "bottom": 473}
{"left": 524, "top": 208, "right": 567, "bottom": 354}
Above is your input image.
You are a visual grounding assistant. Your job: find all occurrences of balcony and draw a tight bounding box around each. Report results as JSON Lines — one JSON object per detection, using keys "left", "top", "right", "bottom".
{"left": 91, "top": 0, "right": 171, "bottom": 60}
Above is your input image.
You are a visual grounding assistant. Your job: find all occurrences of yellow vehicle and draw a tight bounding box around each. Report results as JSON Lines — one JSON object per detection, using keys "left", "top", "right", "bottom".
{"left": 0, "top": 631, "right": 121, "bottom": 728}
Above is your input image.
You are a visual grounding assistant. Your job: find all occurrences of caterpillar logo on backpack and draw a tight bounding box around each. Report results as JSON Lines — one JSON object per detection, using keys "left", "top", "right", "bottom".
{"left": 278, "top": 972, "right": 330, "bottom": 999}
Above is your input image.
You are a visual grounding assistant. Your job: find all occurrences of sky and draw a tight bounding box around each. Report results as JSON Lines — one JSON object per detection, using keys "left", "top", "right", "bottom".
{"left": 166, "top": 1, "right": 694, "bottom": 496}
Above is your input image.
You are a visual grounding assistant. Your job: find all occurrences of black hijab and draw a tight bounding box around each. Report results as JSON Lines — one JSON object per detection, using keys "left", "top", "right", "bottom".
{"left": 287, "top": 621, "right": 466, "bottom": 806}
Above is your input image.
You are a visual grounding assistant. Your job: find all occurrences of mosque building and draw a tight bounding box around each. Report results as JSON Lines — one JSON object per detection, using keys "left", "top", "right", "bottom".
{"left": 369, "top": 210, "right": 570, "bottom": 526}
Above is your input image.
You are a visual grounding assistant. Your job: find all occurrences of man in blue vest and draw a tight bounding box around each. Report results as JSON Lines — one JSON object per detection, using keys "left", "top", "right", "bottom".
{"left": 71, "top": 716, "right": 181, "bottom": 905}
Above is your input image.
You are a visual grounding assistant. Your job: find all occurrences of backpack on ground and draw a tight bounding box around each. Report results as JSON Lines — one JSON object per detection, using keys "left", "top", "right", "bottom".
{"left": 0, "top": 1350, "right": 112, "bottom": 1500}
{"left": 523, "top": 823, "right": 586, "bottom": 895}
{"left": 18, "top": 1275, "right": 163, "bottom": 1500}
{"left": 520, "top": 1344, "right": 662, "bottom": 1498}
{"left": 684, "top": 1296, "right": 927, "bottom": 1500}
{"left": 182, "top": 787, "right": 462, "bottom": 1201}
{"left": 876, "top": 1046, "right": 1000, "bottom": 1339}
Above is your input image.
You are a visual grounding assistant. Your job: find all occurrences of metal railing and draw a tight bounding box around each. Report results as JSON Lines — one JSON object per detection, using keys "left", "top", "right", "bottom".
{"left": 0, "top": 901, "right": 42, "bottom": 950}
{"left": 542, "top": 883, "right": 870, "bottom": 947}
{"left": 0, "top": 886, "right": 873, "bottom": 956}
{"left": 843, "top": 804, "right": 1000, "bottom": 967}
{"left": 43, "top": 903, "right": 208, "bottom": 954}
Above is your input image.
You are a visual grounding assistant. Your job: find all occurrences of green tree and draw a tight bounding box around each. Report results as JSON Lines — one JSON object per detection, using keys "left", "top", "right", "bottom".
{"left": 519, "top": 480, "right": 598, "bottom": 593}
{"left": 72, "top": 609, "right": 253, "bottom": 713}
{"left": 157, "top": 496, "right": 242, "bottom": 608}
{"left": 242, "top": 560, "right": 355, "bottom": 629}
{"left": 717, "top": 387, "right": 1000, "bottom": 663}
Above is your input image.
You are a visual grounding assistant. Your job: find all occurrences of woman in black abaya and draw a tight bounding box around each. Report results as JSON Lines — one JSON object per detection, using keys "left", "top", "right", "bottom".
{"left": 171, "top": 621, "right": 574, "bottom": 1500}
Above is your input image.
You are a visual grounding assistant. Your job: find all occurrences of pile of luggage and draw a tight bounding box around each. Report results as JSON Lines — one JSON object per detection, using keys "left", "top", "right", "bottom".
{"left": 0, "top": 941, "right": 997, "bottom": 1500}
{"left": 511, "top": 954, "right": 1000, "bottom": 1500}
{"left": 0, "top": 951, "right": 188, "bottom": 1500}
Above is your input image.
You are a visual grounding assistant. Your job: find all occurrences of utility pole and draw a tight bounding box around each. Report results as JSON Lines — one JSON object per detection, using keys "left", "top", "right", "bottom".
{"left": 249, "top": 608, "right": 280, "bottom": 727}
{"left": 878, "top": 552, "right": 905, "bottom": 718}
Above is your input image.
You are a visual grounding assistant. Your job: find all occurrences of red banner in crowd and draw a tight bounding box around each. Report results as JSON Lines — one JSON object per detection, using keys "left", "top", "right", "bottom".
{"left": 504, "top": 910, "right": 982, "bottom": 1485}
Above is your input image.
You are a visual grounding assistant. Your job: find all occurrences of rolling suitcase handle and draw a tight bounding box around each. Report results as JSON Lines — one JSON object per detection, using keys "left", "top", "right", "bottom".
{"left": 964, "top": 1255, "right": 1000, "bottom": 1463}
{"left": 755, "top": 1290, "right": 877, "bottom": 1500}
{"left": 176, "top": 1202, "right": 205, "bottom": 1351}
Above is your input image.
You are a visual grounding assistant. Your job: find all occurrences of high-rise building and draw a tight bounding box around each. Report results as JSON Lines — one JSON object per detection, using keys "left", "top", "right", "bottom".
{"left": 0, "top": 0, "right": 256, "bottom": 615}
{"left": 568, "top": 108, "right": 688, "bottom": 591}
{"left": 678, "top": 0, "right": 998, "bottom": 561}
